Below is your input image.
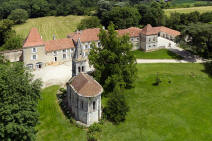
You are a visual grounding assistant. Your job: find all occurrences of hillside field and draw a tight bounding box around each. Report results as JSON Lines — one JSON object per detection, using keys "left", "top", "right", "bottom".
{"left": 37, "top": 63, "right": 212, "bottom": 141}
{"left": 13, "top": 15, "right": 87, "bottom": 41}
{"left": 164, "top": 6, "right": 212, "bottom": 16}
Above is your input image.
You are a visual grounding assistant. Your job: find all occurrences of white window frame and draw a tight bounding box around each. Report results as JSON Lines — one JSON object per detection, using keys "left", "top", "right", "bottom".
{"left": 63, "top": 54, "right": 67, "bottom": 59}
{"left": 32, "top": 54, "right": 37, "bottom": 60}
{"left": 27, "top": 64, "right": 33, "bottom": 69}
{"left": 32, "top": 48, "right": 37, "bottom": 53}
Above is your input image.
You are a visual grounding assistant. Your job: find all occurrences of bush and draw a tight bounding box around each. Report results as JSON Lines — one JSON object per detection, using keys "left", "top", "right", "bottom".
{"left": 8, "top": 9, "right": 28, "bottom": 24}
{"left": 77, "top": 17, "right": 101, "bottom": 30}
{"left": 104, "top": 88, "right": 129, "bottom": 124}
{"left": 87, "top": 133, "right": 97, "bottom": 141}
{"left": 59, "top": 88, "right": 67, "bottom": 93}
{"left": 88, "top": 123, "right": 102, "bottom": 134}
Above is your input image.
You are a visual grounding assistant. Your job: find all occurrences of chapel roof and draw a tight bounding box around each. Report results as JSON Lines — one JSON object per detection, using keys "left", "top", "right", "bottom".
{"left": 70, "top": 73, "right": 103, "bottom": 97}
{"left": 23, "top": 28, "right": 44, "bottom": 48}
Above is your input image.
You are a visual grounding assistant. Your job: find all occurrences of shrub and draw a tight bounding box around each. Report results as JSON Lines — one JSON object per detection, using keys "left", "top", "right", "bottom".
{"left": 59, "top": 88, "right": 67, "bottom": 93}
{"left": 87, "top": 133, "right": 97, "bottom": 141}
{"left": 88, "top": 123, "right": 102, "bottom": 134}
{"left": 77, "top": 16, "right": 101, "bottom": 30}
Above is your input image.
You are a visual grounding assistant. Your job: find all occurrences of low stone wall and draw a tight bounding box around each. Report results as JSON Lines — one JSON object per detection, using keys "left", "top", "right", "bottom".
{"left": 0, "top": 49, "right": 23, "bottom": 62}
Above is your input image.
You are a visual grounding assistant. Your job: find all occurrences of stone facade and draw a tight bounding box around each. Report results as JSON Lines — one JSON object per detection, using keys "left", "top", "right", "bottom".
{"left": 0, "top": 49, "right": 23, "bottom": 62}
{"left": 67, "top": 73, "right": 103, "bottom": 126}
{"left": 22, "top": 25, "right": 180, "bottom": 70}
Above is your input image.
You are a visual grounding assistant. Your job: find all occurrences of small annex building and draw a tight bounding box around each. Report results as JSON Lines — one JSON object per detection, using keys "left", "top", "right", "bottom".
{"left": 67, "top": 73, "right": 103, "bottom": 126}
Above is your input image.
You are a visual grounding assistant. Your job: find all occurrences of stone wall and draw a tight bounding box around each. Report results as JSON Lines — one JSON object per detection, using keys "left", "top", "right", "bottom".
{"left": 0, "top": 49, "right": 23, "bottom": 62}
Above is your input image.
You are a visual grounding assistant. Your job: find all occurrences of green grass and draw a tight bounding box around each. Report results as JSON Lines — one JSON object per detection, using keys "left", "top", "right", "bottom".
{"left": 36, "top": 85, "right": 86, "bottom": 141}
{"left": 164, "top": 6, "right": 212, "bottom": 16}
{"left": 13, "top": 15, "right": 87, "bottom": 41}
{"left": 132, "top": 49, "right": 183, "bottom": 59}
{"left": 37, "top": 64, "right": 212, "bottom": 141}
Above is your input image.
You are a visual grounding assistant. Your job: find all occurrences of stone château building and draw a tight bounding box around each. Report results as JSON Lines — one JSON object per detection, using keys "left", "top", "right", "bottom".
{"left": 22, "top": 24, "right": 180, "bottom": 70}
{"left": 67, "top": 72, "right": 103, "bottom": 126}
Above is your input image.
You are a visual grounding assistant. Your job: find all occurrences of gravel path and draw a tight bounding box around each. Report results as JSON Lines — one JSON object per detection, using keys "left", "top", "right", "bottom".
{"left": 32, "top": 62, "right": 72, "bottom": 88}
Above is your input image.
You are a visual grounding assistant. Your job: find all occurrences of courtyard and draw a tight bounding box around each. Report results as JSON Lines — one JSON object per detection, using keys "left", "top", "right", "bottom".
{"left": 36, "top": 63, "right": 212, "bottom": 141}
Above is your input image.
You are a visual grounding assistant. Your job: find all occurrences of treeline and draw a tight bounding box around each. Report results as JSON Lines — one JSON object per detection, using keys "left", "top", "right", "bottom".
{"left": 0, "top": 0, "right": 99, "bottom": 19}
{"left": 79, "top": 1, "right": 212, "bottom": 30}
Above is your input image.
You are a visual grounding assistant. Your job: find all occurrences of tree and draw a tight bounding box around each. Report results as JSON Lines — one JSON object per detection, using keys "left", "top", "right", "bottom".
{"left": 88, "top": 23, "right": 137, "bottom": 94}
{"left": 104, "top": 87, "right": 129, "bottom": 124}
{"left": 200, "top": 12, "right": 212, "bottom": 23}
{"left": 0, "top": 19, "right": 14, "bottom": 46}
{"left": 8, "top": 9, "right": 28, "bottom": 24}
{"left": 101, "top": 7, "right": 141, "bottom": 29}
{"left": 1, "top": 35, "right": 23, "bottom": 51}
{"left": 179, "top": 23, "right": 212, "bottom": 58}
{"left": 77, "top": 17, "right": 101, "bottom": 30}
{"left": 0, "top": 62, "right": 42, "bottom": 140}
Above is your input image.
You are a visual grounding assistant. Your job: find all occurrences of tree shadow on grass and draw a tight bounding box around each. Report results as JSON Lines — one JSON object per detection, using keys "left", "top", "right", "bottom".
{"left": 56, "top": 91, "right": 73, "bottom": 123}
{"left": 167, "top": 49, "right": 184, "bottom": 60}
{"left": 202, "top": 62, "right": 212, "bottom": 78}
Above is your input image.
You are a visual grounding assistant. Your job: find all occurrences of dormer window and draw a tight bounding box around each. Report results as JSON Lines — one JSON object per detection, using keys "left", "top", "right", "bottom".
{"left": 32, "top": 48, "right": 37, "bottom": 53}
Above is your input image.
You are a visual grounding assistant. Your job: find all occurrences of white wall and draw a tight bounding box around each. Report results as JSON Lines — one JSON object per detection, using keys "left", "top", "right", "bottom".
{"left": 157, "top": 37, "right": 176, "bottom": 48}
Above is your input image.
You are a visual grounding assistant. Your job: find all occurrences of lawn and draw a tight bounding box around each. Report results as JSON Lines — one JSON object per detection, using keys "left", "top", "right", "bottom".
{"left": 132, "top": 49, "right": 183, "bottom": 59}
{"left": 36, "top": 85, "right": 86, "bottom": 141}
{"left": 37, "top": 64, "right": 212, "bottom": 141}
{"left": 13, "top": 15, "right": 87, "bottom": 41}
{"left": 164, "top": 6, "right": 212, "bottom": 16}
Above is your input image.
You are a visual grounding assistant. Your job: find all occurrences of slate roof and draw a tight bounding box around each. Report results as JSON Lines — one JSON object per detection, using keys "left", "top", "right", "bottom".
{"left": 23, "top": 28, "right": 44, "bottom": 48}
{"left": 70, "top": 73, "right": 103, "bottom": 97}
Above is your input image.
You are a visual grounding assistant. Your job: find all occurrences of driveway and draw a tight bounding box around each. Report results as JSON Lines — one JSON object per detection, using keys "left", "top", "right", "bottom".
{"left": 32, "top": 62, "right": 72, "bottom": 88}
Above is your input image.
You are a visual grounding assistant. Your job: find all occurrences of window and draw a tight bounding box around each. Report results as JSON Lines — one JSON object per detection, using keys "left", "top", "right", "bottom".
{"left": 93, "top": 101, "right": 96, "bottom": 110}
{"left": 27, "top": 64, "right": 33, "bottom": 69}
{"left": 32, "top": 55, "right": 37, "bottom": 60}
{"left": 63, "top": 49, "right": 67, "bottom": 53}
{"left": 81, "top": 101, "right": 84, "bottom": 110}
{"left": 153, "top": 37, "right": 156, "bottom": 41}
{"left": 53, "top": 51, "right": 57, "bottom": 55}
{"left": 78, "top": 66, "right": 81, "bottom": 73}
{"left": 54, "top": 57, "right": 57, "bottom": 62}
{"left": 36, "top": 62, "right": 42, "bottom": 69}
{"left": 158, "top": 32, "right": 160, "bottom": 36}
{"left": 85, "top": 45, "right": 88, "bottom": 49}
{"left": 98, "top": 42, "right": 101, "bottom": 47}
{"left": 63, "top": 54, "right": 66, "bottom": 59}
{"left": 32, "top": 48, "right": 37, "bottom": 53}
{"left": 149, "top": 38, "right": 151, "bottom": 42}
{"left": 82, "top": 66, "right": 84, "bottom": 72}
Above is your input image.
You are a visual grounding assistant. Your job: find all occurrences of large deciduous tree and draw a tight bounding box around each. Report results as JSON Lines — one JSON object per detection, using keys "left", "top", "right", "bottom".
{"left": 101, "top": 7, "right": 141, "bottom": 29}
{"left": 8, "top": 9, "right": 29, "bottom": 24}
{"left": 88, "top": 23, "right": 137, "bottom": 94}
{"left": 0, "top": 62, "right": 42, "bottom": 140}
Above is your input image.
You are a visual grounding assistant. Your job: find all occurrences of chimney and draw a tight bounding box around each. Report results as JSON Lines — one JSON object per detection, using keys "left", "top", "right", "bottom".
{"left": 53, "top": 34, "right": 56, "bottom": 40}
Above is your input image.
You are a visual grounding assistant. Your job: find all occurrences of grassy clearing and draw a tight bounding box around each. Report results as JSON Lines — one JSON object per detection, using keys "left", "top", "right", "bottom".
{"left": 132, "top": 49, "right": 183, "bottom": 59}
{"left": 36, "top": 85, "right": 86, "bottom": 141}
{"left": 164, "top": 6, "right": 212, "bottom": 16}
{"left": 13, "top": 15, "right": 87, "bottom": 41}
{"left": 37, "top": 64, "right": 212, "bottom": 141}
{"left": 170, "top": 0, "right": 207, "bottom": 6}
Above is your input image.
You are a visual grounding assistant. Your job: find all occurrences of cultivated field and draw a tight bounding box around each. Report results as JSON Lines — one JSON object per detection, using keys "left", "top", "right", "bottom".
{"left": 37, "top": 64, "right": 212, "bottom": 141}
{"left": 13, "top": 15, "right": 87, "bottom": 41}
{"left": 132, "top": 49, "right": 183, "bottom": 59}
{"left": 164, "top": 6, "right": 212, "bottom": 16}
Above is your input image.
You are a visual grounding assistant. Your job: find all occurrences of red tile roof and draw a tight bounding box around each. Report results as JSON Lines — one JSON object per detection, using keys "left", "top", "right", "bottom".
{"left": 70, "top": 73, "right": 103, "bottom": 97}
{"left": 154, "top": 26, "right": 180, "bottom": 37}
{"left": 68, "top": 28, "right": 100, "bottom": 43}
{"left": 117, "top": 27, "right": 142, "bottom": 37}
{"left": 45, "top": 38, "right": 75, "bottom": 52}
{"left": 140, "top": 24, "right": 158, "bottom": 35}
{"left": 23, "top": 28, "right": 44, "bottom": 48}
